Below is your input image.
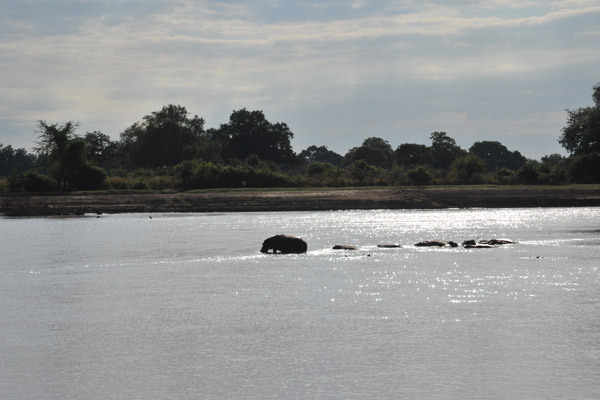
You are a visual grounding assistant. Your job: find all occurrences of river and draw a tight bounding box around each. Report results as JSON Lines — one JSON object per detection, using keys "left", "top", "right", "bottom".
{"left": 1, "top": 208, "right": 599, "bottom": 399}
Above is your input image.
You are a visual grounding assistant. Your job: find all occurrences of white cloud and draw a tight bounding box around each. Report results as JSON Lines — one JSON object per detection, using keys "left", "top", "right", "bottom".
{"left": 0, "top": 0, "right": 598, "bottom": 157}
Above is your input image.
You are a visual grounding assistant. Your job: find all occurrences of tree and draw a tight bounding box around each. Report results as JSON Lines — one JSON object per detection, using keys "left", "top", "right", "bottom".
{"left": 567, "top": 152, "right": 600, "bottom": 183}
{"left": 469, "top": 141, "right": 526, "bottom": 172}
{"left": 8, "top": 170, "right": 54, "bottom": 192}
{"left": 430, "top": 132, "right": 466, "bottom": 169}
{"left": 517, "top": 160, "right": 539, "bottom": 184}
{"left": 34, "top": 121, "right": 78, "bottom": 189}
{"left": 559, "top": 83, "right": 600, "bottom": 155}
{"left": 407, "top": 166, "right": 432, "bottom": 186}
{"left": 34, "top": 121, "right": 106, "bottom": 190}
{"left": 84, "top": 131, "right": 119, "bottom": 170}
{"left": 540, "top": 153, "right": 565, "bottom": 166}
{"left": 299, "top": 145, "right": 343, "bottom": 166}
{"left": 215, "top": 109, "right": 296, "bottom": 164}
{"left": 345, "top": 159, "right": 380, "bottom": 185}
{"left": 120, "top": 104, "right": 206, "bottom": 168}
{"left": 394, "top": 143, "right": 434, "bottom": 168}
{"left": 64, "top": 139, "right": 107, "bottom": 190}
{"left": 306, "top": 161, "right": 336, "bottom": 177}
{"left": 343, "top": 137, "right": 394, "bottom": 169}
{"left": 450, "top": 154, "right": 486, "bottom": 184}
{"left": 0, "top": 144, "right": 38, "bottom": 177}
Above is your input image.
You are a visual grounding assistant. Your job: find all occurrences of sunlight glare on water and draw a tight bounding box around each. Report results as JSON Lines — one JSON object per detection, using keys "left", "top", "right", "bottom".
{"left": 1, "top": 208, "right": 599, "bottom": 399}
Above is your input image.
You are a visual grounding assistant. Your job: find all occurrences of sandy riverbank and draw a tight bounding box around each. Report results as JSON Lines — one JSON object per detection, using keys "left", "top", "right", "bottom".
{"left": 2, "top": 186, "right": 600, "bottom": 216}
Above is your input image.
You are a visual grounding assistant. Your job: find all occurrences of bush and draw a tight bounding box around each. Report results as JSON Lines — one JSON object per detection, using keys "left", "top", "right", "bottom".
{"left": 495, "top": 168, "right": 517, "bottom": 185}
{"left": 449, "top": 155, "right": 486, "bottom": 184}
{"left": 517, "top": 161, "right": 539, "bottom": 184}
{"left": 173, "top": 158, "right": 296, "bottom": 190}
{"left": 145, "top": 175, "right": 176, "bottom": 190}
{"left": 567, "top": 152, "right": 600, "bottom": 183}
{"left": 9, "top": 170, "right": 55, "bottom": 192}
{"left": 106, "top": 176, "right": 132, "bottom": 189}
{"left": 69, "top": 164, "right": 107, "bottom": 190}
{"left": 407, "top": 166, "right": 432, "bottom": 186}
{"left": 132, "top": 180, "right": 150, "bottom": 190}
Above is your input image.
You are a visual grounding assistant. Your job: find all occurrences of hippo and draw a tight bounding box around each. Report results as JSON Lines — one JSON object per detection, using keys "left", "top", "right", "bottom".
{"left": 260, "top": 235, "right": 307, "bottom": 254}
{"left": 377, "top": 244, "right": 403, "bottom": 248}
{"left": 333, "top": 245, "right": 358, "bottom": 250}
{"left": 415, "top": 240, "right": 458, "bottom": 247}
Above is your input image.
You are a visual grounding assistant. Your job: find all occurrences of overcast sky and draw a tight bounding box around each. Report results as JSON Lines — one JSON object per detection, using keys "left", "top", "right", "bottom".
{"left": 1, "top": 0, "right": 599, "bottom": 159}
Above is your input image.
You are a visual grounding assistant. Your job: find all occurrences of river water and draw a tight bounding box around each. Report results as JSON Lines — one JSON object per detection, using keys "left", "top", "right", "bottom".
{"left": 1, "top": 208, "right": 599, "bottom": 399}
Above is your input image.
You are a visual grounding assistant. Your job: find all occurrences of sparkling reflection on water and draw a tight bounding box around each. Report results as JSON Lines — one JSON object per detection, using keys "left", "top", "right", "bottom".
{"left": 1, "top": 208, "right": 599, "bottom": 399}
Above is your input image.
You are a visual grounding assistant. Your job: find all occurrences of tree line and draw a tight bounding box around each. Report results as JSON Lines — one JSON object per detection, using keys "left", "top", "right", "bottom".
{"left": 2, "top": 83, "right": 599, "bottom": 192}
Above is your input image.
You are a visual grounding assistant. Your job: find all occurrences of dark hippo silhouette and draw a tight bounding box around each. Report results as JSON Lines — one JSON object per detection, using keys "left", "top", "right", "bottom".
{"left": 377, "top": 244, "right": 403, "bottom": 248}
{"left": 261, "top": 235, "right": 307, "bottom": 254}
{"left": 415, "top": 240, "right": 458, "bottom": 247}
{"left": 333, "top": 245, "right": 358, "bottom": 250}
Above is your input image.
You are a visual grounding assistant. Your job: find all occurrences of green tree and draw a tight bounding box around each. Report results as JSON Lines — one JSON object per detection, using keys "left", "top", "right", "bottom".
{"left": 120, "top": 104, "right": 206, "bottom": 168}
{"left": 407, "top": 166, "right": 432, "bottom": 186}
{"left": 0, "top": 144, "right": 38, "bottom": 177}
{"left": 495, "top": 168, "right": 517, "bottom": 185}
{"left": 450, "top": 154, "right": 486, "bottom": 184}
{"left": 559, "top": 83, "right": 600, "bottom": 155}
{"left": 64, "top": 139, "right": 107, "bottom": 190}
{"left": 307, "top": 161, "right": 336, "bottom": 177}
{"left": 84, "top": 131, "right": 119, "bottom": 170}
{"left": 215, "top": 109, "right": 296, "bottom": 164}
{"left": 430, "top": 132, "right": 466, "bottom": 169}
{"left": 343, "top": 137, "right": 394, "bottom": 169}
{"left": 34, "top": 121, "right": 106, "bottom": 190}
{"left": 394, "top": 143, "right": 434, "bottom": 168}
{"left": 517, "top": 160, "right": 539, "bottom": 184}
{"left": 346, "top": 159, "right": 380, "bottom": 185}
{"left": 8, "top": 170, "right": 54, "bottom": 192}
{"left": 299, "top": 145, "right": 343, "bottom": 166}
{"left": 540, "top": 154, "right": 565, "bottom": 166}
{"left": 469, "top": 141, "right": 526, "bottom": 172}
{"left": 567, "top": 152, "right": 600, "bottom": 183}
{"left": 34, "top": 121, "right": 78, "bottom": 189}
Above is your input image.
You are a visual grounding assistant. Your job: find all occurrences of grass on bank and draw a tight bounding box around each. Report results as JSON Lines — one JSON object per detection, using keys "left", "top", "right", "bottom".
{"left": 2, "top": 183, "right": 600, "bottom": 198}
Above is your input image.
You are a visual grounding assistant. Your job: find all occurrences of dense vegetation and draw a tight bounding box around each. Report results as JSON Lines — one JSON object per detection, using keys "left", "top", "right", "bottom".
{"left": 1, "top": 84, "right": 599, "bottom": 192}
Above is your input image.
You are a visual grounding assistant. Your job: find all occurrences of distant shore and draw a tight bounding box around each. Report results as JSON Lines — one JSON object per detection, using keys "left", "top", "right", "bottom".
{"left": 2, "top": 186, "right": 600, "bottom": 216}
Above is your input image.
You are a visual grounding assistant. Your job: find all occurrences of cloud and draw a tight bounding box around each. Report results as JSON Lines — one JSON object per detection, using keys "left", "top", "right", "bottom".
{"left": 0, "top": 0, "right": 598, "bottom": 158}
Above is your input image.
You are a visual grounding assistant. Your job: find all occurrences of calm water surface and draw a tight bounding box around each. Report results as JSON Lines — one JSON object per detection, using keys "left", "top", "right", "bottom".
{"left": 1, "top": 208, "right": 599, "bottom": 399}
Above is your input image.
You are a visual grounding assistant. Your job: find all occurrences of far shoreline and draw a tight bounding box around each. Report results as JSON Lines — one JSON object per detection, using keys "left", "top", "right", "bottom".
{"left": 2, "top": 186, "right": 600, "bottom": 216}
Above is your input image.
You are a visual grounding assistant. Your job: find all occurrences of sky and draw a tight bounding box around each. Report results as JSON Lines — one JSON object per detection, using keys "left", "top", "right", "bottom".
{"left": 1, "top": 0, "right": 599, "bottom": 160}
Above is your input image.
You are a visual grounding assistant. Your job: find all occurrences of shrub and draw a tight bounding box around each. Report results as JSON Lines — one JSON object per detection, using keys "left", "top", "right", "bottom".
{"left": 69, "top": 164, "right": 107, "bottom": 190}
{"left": 407, "top": 166, "right": 432, "bottom": 186}
{"left": 517, "top": 161, "right": 539, "bottom": 184}
{"left": 495, "top": 168, "right": 517, "bottom": 185}
{"left": 567, "top": 152, "right": 600, "bottom": 183}
{"left": 9, "top": 170, "right": 55, "bottom": 192}
{"left": 132, "top": 180, "right": 150, "bottom": 190}
{"left": 106, "top": 176, "right": 131, "bottom": 189}
{"left": 449, "top": 154, "right": 486, "bottom": 184}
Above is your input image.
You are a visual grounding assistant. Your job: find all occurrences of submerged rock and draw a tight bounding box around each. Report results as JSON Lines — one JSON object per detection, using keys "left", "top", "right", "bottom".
{"left": 333, "top": 245, "right": 358, "bottom": 250}
{"left": 479, "top": 238, "right": 517, "bottom": 245}
{"left": 415, "top": 240, "right": 458, "bottom": 248}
